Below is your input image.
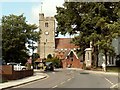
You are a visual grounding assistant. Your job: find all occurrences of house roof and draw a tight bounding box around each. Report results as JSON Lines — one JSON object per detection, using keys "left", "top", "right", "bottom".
{"left": 65, "top": 50, "right": 79, "bottom": 59}
{"left": 55, "top": 49, "right": 79, "bottom": 60}
{"left": 55, "top": 38, "right": 79, "bottom": 50}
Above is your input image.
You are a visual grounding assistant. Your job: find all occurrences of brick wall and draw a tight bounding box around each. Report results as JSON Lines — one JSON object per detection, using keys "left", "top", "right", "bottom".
{"left": 0, "top": 65, "right": 33, "bottom": 81}
{"left": 62, "top": 54, "right": 83, "bottom": 68}
{"left": 4, "top": 70, "right": 33, "bottom": 80}
{"left": 0, "top": 65, "right": 13, "bottom": 75}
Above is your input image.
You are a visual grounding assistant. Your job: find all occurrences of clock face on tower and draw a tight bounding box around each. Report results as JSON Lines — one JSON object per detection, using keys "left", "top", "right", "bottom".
{"left": 45, "top": 31, "right": 49, "bottom": 35}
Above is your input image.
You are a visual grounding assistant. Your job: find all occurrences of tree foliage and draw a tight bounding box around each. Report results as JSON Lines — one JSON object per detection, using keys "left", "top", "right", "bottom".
{"left": 32, "top": 53, "right": 40, "bottom": 61}
{"left": 46, "top": 57, "right": 62, "bottom": 68}
{"left": 2, "top": 14, "right": 40, "bottom": 64}
{"left": 55, "top": 2, "right": 120, "bottom": 67}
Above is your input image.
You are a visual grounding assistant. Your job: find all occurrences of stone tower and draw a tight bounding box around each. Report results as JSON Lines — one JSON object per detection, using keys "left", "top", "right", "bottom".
{"left": 38, "top": 13, "right": 55, "bottom": 59}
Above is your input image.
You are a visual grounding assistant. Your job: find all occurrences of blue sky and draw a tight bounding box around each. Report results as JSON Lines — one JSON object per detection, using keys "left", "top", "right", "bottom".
{"left": 1, "top": 2, "right": 36, "bottom": 22}
{"left": 1, "top": 0, "right": 64, "bottom": 25}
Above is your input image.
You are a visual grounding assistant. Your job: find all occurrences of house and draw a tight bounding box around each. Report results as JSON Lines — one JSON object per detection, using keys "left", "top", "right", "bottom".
{"left": 55, "top": 38, "right": 82, "bottom": 68}
{"left": 62, "top": 50, "right": 83, "bottom": 68}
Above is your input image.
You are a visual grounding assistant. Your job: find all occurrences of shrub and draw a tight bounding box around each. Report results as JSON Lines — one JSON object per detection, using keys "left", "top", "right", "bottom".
{"left": 46, "top": 57, "right": 62, "bottom": 68}
{"left": 116, "top": 60, "right": 120, "bottom": 67}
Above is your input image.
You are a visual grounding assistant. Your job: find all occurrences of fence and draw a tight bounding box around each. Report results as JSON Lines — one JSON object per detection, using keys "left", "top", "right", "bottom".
{"left": 0, "top": 65, "right": 33, "bottom": 81}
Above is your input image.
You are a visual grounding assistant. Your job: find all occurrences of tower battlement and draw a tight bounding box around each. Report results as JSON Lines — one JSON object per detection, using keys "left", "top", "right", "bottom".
{"left": 45, "top": 17, "right": 55, "bottom": 21}
{"left": 39, "top": 13, "right": 55, "bottom": 21}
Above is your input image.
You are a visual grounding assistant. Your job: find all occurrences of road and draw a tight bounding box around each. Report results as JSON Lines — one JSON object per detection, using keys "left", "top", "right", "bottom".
{"left": 9, "top": 69, "right": 118, "bottom": 89}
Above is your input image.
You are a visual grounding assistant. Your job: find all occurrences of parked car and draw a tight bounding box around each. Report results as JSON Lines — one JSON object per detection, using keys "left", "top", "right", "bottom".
{"left": 44, "top": 62, "right": 54, "bottom": 71}
{"left": 7, "top": 62, "right": 26, "bottom": 70}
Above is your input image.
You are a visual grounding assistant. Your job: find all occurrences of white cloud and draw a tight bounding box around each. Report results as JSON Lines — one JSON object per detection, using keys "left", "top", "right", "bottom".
{"left": 31, "top": 4, "right": 41, "bottom": 24}
{"left": 42, "top": 0, "right": 64, "bottom": 16}
{"left": 31, "top": 0, "right": 64, "bottom": 22}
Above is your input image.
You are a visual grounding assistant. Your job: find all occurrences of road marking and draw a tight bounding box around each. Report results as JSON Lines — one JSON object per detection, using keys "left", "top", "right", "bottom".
{"left": 104, "top": 78, "right": 114, "bottom": 85}
{"left": 52, "top": 85, "right": 58, "bottom": 88}
{"left": 67, "top": 78, "right": 72, "bottom": 82}
{"left": 52, "top": 72, "right": 55, "bottom": 74}
{"left": 60, "top": 81, "right": 66, "bottom": 85}
{"left": 110, "top": 83, "right": 118, "bottom": 88}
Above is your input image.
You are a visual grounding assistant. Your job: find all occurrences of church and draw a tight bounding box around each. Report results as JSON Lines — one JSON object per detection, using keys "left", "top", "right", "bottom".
{"left": 37, "top": 13, "right": 82, "bottom": 68}
{"left": 37, "top": 13, "right": 120, "bottom": 68}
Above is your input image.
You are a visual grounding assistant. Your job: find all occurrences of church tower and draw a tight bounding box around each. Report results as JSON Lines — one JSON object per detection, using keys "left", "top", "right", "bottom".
{"left": 38, "top": 13, "right": 55, "bottom": 59}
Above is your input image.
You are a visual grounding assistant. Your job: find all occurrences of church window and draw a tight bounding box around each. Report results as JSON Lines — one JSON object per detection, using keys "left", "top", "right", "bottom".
{"left": 45, "top": 22, "right": 48, "bottom": 27}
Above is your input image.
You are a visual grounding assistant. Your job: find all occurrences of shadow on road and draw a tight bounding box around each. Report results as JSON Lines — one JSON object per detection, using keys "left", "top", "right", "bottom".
{"left": 80, "top": 72, "right": 89, "bottom": 74}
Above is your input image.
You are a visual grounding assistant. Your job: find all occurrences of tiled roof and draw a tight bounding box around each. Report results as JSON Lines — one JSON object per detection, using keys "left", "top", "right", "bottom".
{"left": 55, "top": 38, "right": 79, "bottom": 50}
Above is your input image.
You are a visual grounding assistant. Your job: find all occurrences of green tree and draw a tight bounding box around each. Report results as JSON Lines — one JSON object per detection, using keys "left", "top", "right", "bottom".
{"left": 55, "top": 2, "right": 120, "bottom": 68}
{"left": 2, "top": 14, "right": 40, "bottom": 64}
{"left": 32, "top": 53, "right": 40, "bottom": 61}
{"left": 46, "top": 57, "right": 62, "bottom": 68}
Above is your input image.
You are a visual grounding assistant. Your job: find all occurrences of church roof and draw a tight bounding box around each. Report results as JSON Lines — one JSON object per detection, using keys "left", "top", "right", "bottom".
{"left": 55, "top": 38, "right": 79, "bottom": 50}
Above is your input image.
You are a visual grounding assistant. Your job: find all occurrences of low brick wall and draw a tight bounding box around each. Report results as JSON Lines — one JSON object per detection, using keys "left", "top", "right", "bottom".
{"left": 3, "top": 70, "right": 33, "bottom": 80}
{"left": 0, "top": 65, "right": 33, "bottom": 81}
{"left": 0, "top": 65, "right": 13, "bottom": 75}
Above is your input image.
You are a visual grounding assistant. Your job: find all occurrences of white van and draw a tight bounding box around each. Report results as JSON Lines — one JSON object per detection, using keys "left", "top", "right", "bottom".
{"left": 7, "top": 63, "right": 26, "bottom": 70}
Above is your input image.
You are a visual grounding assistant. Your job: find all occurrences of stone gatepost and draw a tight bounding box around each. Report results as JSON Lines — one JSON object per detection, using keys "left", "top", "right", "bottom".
{"left": 85, "top": 48, "right": 92, "bottom": 68}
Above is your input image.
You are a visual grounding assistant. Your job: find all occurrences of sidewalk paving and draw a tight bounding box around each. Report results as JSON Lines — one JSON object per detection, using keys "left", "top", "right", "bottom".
{"left": 0, "top": 70, "right": 48, "bottom": 89}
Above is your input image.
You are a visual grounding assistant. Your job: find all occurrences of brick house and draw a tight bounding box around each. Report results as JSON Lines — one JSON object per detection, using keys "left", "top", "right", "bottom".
{"left": 62, "top": 50, "right": 83, "bottom": 68}
{"left": 55, "top": 38, "right": 83, "bottom": 68}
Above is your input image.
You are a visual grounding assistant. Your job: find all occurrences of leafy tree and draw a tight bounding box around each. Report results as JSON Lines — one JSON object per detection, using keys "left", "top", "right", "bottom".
{"left": 55, "top": 2, "right": 120, "bottom": 68}
{"left": 71, "top": 32, "right": 90, "bottom": 61}
{"left": 46, "top": 57, "right": 62, "bottom": 68}
{"left": 2, "top": 14, "right": 40, "bottom": 64}
{"left": 32, "top": 53, "right": 40, "bottom": 61}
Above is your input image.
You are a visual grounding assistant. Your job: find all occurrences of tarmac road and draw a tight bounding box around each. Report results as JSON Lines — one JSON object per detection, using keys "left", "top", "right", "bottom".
{"left": 10, "top": 69, "right": 119, "bottom": 89}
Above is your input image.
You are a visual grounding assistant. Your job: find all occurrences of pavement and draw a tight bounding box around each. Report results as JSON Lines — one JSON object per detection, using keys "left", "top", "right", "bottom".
{"left": 0, "top": 68, "right": 119, "bottom": 89}
{"left": 0, "top": 69, "right": 48, "bottom": 90}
